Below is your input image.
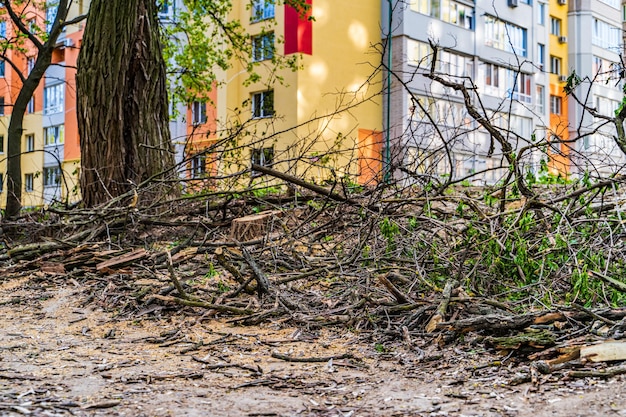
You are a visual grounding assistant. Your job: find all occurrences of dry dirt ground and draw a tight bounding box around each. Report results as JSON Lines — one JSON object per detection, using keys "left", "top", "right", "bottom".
{"left": 2, "top": 275, "right": 626, "bottom": 417}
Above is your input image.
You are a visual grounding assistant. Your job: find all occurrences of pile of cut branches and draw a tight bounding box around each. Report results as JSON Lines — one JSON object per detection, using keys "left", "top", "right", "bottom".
{"left": 2, "top": 173, "right": 626, "bottom": 379}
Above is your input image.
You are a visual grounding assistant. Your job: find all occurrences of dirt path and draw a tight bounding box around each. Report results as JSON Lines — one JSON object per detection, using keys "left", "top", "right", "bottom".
{"left": 1, "top": 276, "right": 625, "bottom": 416}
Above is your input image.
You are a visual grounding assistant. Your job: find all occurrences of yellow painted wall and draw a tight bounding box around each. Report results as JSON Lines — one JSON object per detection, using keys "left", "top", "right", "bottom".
{"left": 219, "top": 0, "right": 383, "bottom": 185}
{"left": 548, "top": 0, "right": 570, "bottom": 175}
{"left": 21, "top": 114, "right": 44, "bottom": 207}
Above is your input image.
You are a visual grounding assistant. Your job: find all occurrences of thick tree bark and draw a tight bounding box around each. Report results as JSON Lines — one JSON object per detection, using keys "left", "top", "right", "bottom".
{"left": 76, "top": 0, "right": 177, "bottom": 208}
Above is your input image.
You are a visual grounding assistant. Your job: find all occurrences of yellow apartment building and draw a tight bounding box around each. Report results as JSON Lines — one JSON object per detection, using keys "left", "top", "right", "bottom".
{"left": 198, "top": 0, "right": 384, "bottom": 187}
{"left": 548, "top": 0, "right": 570, "bottom": 175}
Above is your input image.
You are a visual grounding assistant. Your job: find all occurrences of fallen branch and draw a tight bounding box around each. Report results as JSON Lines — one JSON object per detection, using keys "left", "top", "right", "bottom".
{"left": 378, "top": 272, "right": 412, "bottom": 304}
{"left": 271, "top": 351, "right": 354, "bottom": 363}
{"left": 565, "top": 365, "right": 626, "bottom": 379}
{"left": 589, "top": 270, "right": 626, "bottom": 293}
{"left": 426, "top": 279, "right": 457, "bottom": 332}
{"left": 238, "top": 243, "right": 270, "bottom": 297}
{"left": 191, "top": 356, "right": 262, "bottom": 374}
{"left": 152, "top": 294, "right": 253, "bottom": 315}
{"left": 166, "top": 250, "right": 189, "bottom": 300}
{"left": 251, "top": 163, "right": 358, "bottom": 204}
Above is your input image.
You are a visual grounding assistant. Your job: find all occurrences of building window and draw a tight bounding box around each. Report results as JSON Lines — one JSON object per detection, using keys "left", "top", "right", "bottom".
{"left": 407, "top": 39, "right": 432, "bottom": 67}
{"left": 252, "top": 90, "right": 274, "bottom": 118}
{"left": 411, "top": 0, "right": 474, "bottom": 29}
{"left": 191, "top": 101, "right": 207, "bottom": 125}
{"left": 538, "top": 3, "right": 545, "bottom": 25}
{"left": 411, "top": 0, "right": 429, "bottom": 14}
{"left": 0, "top": 173, "right": 3, "bottom": 193}
{"left": 252, "top": 32, "right": 274, "bottom": 62}
{"left": 537, "top": 43, "right": 545, "bottom": 71}
{"left": 251, "top": 146, "right": 274, "bottom": 175}
{"left": 550, "top": 17, "right": 561, "bottom": 36}
{"left": 44, "top": 84, "right": 64, "bottom": 114}
{"left": 0, "top": 135, "right": 4, "bottom": 153}
{"left": 43, "top": 166, "right": 61, "bottom": 187}
{"left": 158, "top": 0, "right": 174, "bottom": 19}
{"left": 550, "top": 95, "right": 562, "bottom": 114}
{"left": 44, "top": 125, "right": 64, "bottom": 146}
{"left": 46, "top": 2, "right": 58, "bottom": 33}
{"left": 191, "top": 154, "right": 207, "bottom": 178}
{"left": 536, "top": 85, "right": 545, "bottom": 114}
{"left": 550, "top": 55, "right": 561, "bottom": 75}
{"left": 0, "top": 97, "right": 4, "bottom": 116}
{"left": 27, "top": 97, "right": 34, "bottom": 114}
{"left": 599, "top": 0, "right": 619, "bottom": 8}
{"left": 432, "top": 0, "right": 473, "bottom": 29}
{"left": 0, "top": 21, "right": 5, "bottom": 38}
{"left": 438, "top": 50, "right": 474, "bottom": 78}
{"left": 27, "top": 57, "right": 35, "bottom": 75}
{"left": 485, "top": 62, "right": 500, "bottom": 88}
{"left": 594, "top": 95, "right": 619, "bottom": 116}
{"left": 0, "top": 60, "right": 5, "bottom": 77}
{"left": 252, "top": 0, "right": 275, "bottom": 22}
{"left": 25, "top": 134, "right": 35, "bottom": 152}
{"left": 592, "top": 18, "right": 621, "bottom": 50}
{"left": 484, "top": 16, "right": 527, "bottom": 56}
{"left": 507, "top": 71, "right": 532, "bottom": 104}
{"left": 593, "top": 56, "right": 620, "bottom": 82}
{"left": 25, "top": 173, "right": 34, "bottom": 192}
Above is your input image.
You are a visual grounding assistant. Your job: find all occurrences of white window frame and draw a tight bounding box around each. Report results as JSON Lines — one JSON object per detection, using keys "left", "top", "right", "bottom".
{"left": 536, "top": 85, "right": 545, "bottom": 114}
{"left": 252, "top": 32, "right": 274, "bottom": 62}
{"left": 411, "top": 0, "right": 474, "bottom": 29}
{"left": 191, "top": 101, "right": 207, "bottom": 125}
{"left": 592, "top": 18, "right": 621, "bottom": 50}
{"left": 158, "top": 0, "right": 174, "bottom": 19}
{"left": 25, "top": 173, "right": 34, "bottom": 192}
{"left": 252, "top": 90, "right": 274, "bottom": 118}
{"left": 27, "top": 96, "right": 35, "bottom": 114}
{"left": 484, "top": 16, "right": 527, "bottom": 56}
{"left": 43, "top": 166, "right": 61, "bottom": 187}
{"left": 537, "top": 43, "right": 545, "bottom": 70}
{"left": 25, "top": 134, "right": 35, "bottom": 152}
{"left": 550, "top": 94, "right": 562, "bottom": 114}
{"left": 44, "top": 84, "right": 64, "bottom": 115}
{"left": 44, "top": 125, "right": 64, "bottom": 146}
{"left": 251, "top": 146, "right": 274, "bottom": 176}
{"left": 252, "top": 0, "right": 275, "bottom": 22}
{"left": 508, "top": 70, "right": 532, "bottom": 104}
{"left": 550, "top": 16, "right": 561, "bottom": 36}
{"left": 191, "top": 154, "right": 207, "bottom": 178}
{"left": 27, "top": 57, "right": 35, "bottom": 75}
{"left": 550, "top": 55, "right": 561, "bottom": 75}
{"left": 46, "top": 2, "right": 58, "bottom": 33}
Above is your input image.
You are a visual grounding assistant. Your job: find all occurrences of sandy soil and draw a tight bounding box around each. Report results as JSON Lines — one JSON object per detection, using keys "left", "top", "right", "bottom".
{"left": 1, "top": 275, "right": 626, "bottom": 417}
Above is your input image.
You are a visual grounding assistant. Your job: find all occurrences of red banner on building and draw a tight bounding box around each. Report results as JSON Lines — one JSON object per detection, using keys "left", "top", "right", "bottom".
{"left": 284, "top": 0, "right": 312, "bottom": 55}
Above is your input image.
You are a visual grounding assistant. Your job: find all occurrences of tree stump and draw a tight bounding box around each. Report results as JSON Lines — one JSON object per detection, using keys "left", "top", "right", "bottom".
{"left": 230, "top": 211, "right": 280, "bottom": 242}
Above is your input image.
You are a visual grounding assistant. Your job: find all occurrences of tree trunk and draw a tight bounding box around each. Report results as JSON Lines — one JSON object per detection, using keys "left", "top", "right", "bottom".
{"left": 3, "top": 0, "right": 71, "bottom": 219}
{"left": 76, "top": 0, "right": 177, "bottom": 208}
{"left": 5, "top": 77, "right": 43, "bottom": 218}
